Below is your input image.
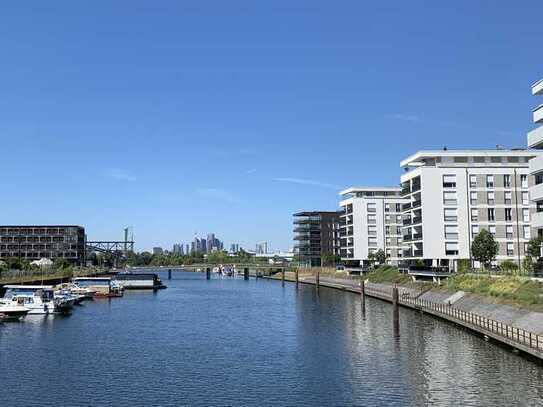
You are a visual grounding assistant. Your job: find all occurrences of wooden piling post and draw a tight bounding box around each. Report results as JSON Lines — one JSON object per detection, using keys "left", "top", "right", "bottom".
{"left": 295, "top": 268, "right": 299, "bottom": 287}
{"left": 206, "top": 267, "right": 211, "bottom": 280}
{"left": 281, "top": 268, "right": 285, "bottom": 286}
{"left": 360, "top": 276, "right": 366, "bottom": 315}
{"left": 168, "top": 269, "right": 172, "bottom": 280}
{"left": 244, "top": 267, "right": 249, "bottom": 280}
{"left": 316, "top": 270, "right": 320, "bottom": 291}
{"left": 392, "top": 284, "right": 399, "bottom": 337}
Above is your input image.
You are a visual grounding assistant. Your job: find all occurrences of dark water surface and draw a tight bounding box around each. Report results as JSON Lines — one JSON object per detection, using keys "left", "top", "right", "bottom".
{"left": 2, "top": 271, "right": 543, "bottom": 406}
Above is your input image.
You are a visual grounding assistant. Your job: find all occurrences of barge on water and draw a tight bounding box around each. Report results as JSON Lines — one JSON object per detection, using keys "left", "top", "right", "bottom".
{"left": 114, "top": 273, "right": 166, "bottom": 290}
{"left": 72, "top": 277, "right": 124, "bottom": 298}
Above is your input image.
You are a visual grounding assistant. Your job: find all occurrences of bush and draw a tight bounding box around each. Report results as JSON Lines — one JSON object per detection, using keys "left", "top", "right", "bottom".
{"left": 500, "top": 260, "right": 518, "bottom": 275}
{"left": 457, "top": 259, "right": 471, "bottom": 273}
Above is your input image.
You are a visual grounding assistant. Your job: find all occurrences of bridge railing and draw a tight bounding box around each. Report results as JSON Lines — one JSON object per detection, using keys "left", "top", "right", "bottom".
{"left": 364, "top": 285, "right": 543, "bottom": 353}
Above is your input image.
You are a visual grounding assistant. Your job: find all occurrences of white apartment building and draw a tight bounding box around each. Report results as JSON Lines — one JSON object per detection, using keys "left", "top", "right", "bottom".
{"left": 528, "top": 78, "right": 543, "bottom": 237}
{"left": 400, "top": 150, "right": 540, "bottom": 271}
{"left": 339, "top": 187, "right": 407, "bottom": 267}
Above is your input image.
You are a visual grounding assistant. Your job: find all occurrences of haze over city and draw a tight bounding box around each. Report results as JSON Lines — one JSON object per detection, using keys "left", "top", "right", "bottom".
{"left": 1, "top": 1, "right": 541, "bottom": 251}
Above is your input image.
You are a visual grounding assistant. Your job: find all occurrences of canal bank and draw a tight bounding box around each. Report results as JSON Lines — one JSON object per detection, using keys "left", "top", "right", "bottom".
{"left": 266, "top": 272, "right": 543, "bottom": 361}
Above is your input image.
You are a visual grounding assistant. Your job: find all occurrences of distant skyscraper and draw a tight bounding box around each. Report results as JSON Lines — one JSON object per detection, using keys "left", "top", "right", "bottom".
{"left": 173, "top": 243, "right": 182, "bottom": 255}
{"left": 255, "top": 242, "right": 268, "bottom": 254}
{"left": 152, "top": 247, "right": 163, "bottom": 255}
{"left": 201, "top": 239, "right": 207, "bottom": 253}
{"left": 230, "top": 243, "right": 239, "bottom": 253}
{"left": 185, "top": 244, "right": 189, "bottom": 255}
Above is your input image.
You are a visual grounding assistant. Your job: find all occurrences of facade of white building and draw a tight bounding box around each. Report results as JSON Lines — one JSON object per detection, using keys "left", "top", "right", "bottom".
{"left": 528, "top": 78, "right": 543, "bottom": 237}
{"left": 339, "top": 187, "right": 407, "bottom": 267}
{"left": 400, "top": 150, "right": 539, "bottom": 271}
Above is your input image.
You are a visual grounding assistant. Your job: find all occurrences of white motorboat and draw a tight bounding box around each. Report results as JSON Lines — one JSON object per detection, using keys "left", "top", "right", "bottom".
{"left": 2, "top": 285, "right": 57, "bottom": 315}
{"left": 0, "top": 302, "right": 30, "bottom": 321}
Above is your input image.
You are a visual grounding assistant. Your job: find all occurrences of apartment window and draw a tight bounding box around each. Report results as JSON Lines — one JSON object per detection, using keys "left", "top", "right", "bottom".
{"left": 386, "top": 237, "right": 391, "bottom": 245}
{"left": 487, "top": 191, "right": 495, "bottom": 205}
{"left": 522, "top": 191, "right": 529, "bottom": 205}
{"left": 523, "top": 209, "right": 530, "bottom": 222}
{"left": 521, "top": 174, "right": 528, "bottom": 188}
{"left": 469, "top": 175, "right": 477, "bottom": 188}
{"left": 396, "top": 226, "right": 402, "bottom": 235}
{"left": 385, "top": 214, "right": 391, "bottom": 222}
{"left": 384, "top": 203, "right": 390, "bottom": 213}
{"left": 385, "top": 226, "right": 391, "bottom": 235}
{"left": 368, "top": 214, "right": 376, "bottom": 224}
{"left": 504, "top": 191, "right": 512, "bottom": 205}
{"left": 488, "top": 208, "right": 495, "bottom": 222}
{"left": 368, "top": 225, "right": 377, "bottom": 236}
{"left": 470, "top": 191, "right": 477, "bottom": 205}
{"left": 472, "top": 225, "right": 479, "bottom": 238}
{"left": 536, "top": 173, "right": 543, "bottom": 186}
{"left": 395, "top": 203, "right": 402, "bottom": 212}
{"left": 396, "top": 215, "right": 402, "bottom": 223}
{"left": 443, "top": 174, "right": 456, "bottom": 188}
{"left": 386, "top": 248, "right": 392, "bottom": 258}
{"left": 506, "top": 225, "right": 513, "bottom": 239}
{"left": 505, "top": 208, "right": 512, "bottom": 222}
{"left": 445, "top": 242, "right": 459, "bottom": 256}
{"left": 524, "top": 226, "right": 531, "bottom": 240}
{"left": 444, "top": 208, "right": 458, "bottom": 222}
{"left": 443, "top": 191, "right": 457, "bottom": 206}
{"left": 368, "top": 237, "right": 377, "bottom": 247}
{"left": 444, "top": 225, "right": 459, "bottom": 240}
{"left": 507, "top": 243, "right": 514, "bottom": 256}
{"left": 486, "top": 175, "right": 494, "bottom": 188}
{"left": 471, "top": 208, "right": 479, "bottom": 222}
{"left": 503, "top": 174, "right": 511, "bottom": 188}
{"left": 489, "top": 225, "right": 496, "bottom": 237}
{"left": 367, "top": 203, "right": 376, "bottom": 213}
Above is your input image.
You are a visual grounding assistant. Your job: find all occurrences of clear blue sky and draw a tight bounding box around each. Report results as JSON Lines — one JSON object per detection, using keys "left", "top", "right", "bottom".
{"left": 1, "top": 1, "right": 542, "bottom": 252}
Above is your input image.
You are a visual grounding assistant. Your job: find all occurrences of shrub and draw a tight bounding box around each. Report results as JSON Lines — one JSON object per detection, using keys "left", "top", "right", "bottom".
{"left": 499, "top": 260, "right": 519, "bottom": 275}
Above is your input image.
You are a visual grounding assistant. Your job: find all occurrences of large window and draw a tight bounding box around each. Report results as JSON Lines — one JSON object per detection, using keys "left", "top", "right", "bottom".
{"left": 486, "top": 175, "right": 494, "bottom": 188}
{"left": 384, "top": 203, "right": 390, "bottom": 213}
{"left": 444, "top": 208, "right": 458, "bottom": 222}
{"left": 469, "top": 174, "right": 477, "bottom": 188}
{"left": 443, "top": 191, "right": 457, "bottom": 206}
{"left": 503, "top": 174, "right": 511, "bottom": 188}
{"left": 367, "top": 203, "right": 376, "bottom": 213}
{"left": 505, "top": 208, "right": 512, "bottom": 222}
{"left": 368, "top": 225, "right": 377, "bottom": 236}
{"left": 506, "top": 225, "right": 513, "bottom": 239}
{"left": 368, "top": 214, "right": 376, "bottom": 224}
{"left": 524, "top": 225, "right": 531, "bottom": 240}
{"left": 470, "top": 191, "right": 477, "bottom": 205}
{"left": 443, "top": 174, "right": 456, "bottom": 188}
{"left": 444, "top": 225, "right": 459, "bottom": 240}
{"left": 505, "top": 191, "right": 512, "bottom": 205}
{"left": 507, "top": 243, "right": 514, "bottom": 256}
{"left": 489, "top": 225, "right": 496, "bottom": 236}
{"left": 487, "top": 208, "right": 495, "bottom": 222}
{"left": 472, "top": 224, "right": 479, "bottom": 238}
{"left": 368, "top": 237, "right": 377, "bottom": 247}
{"left": 523, "top": 209, "right": 530, "bottom": 222}
{"left": 521, "top": 174, "right": 528, "bottom": 188}
{"left": 487, "top": 191, "right": 495, "bottom": 205}
{"left": 445, "top": 242, "right": 459, "bottom": 256}
{"left": 522, "top": 191, "right": 529, "bottom": 205}
{"left": 471, "top": 208, "right": 479, "bottom": 222}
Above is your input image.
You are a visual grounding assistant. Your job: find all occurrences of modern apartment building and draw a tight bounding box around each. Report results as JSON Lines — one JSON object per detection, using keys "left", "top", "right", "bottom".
{"left": 293, "top": 211, "right": 340, "bottom": 267}
{"left": 528, "top": 78, "right": 543, "bottom": 239}
{"left": 0, "top": 225, "right": 86, "bottom": 265}
{"left": 338, "top": 187, "right": 407, "bottom": 267}
{"left": 400, "top": 150, "right": 539, "bottom": 271}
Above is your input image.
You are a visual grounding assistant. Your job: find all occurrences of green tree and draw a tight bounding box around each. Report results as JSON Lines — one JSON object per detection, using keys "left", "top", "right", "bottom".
{"left": 527, "top": 237, "right": 543, "bottom": 259}
{"left": 471, "top": 229, "right": 499, "bottom": 271}
{"left": 374, "top": 249, "right": 386, "bottom": 265}
{"left": 322, "top": 253, "right": 341, "bottom": 267}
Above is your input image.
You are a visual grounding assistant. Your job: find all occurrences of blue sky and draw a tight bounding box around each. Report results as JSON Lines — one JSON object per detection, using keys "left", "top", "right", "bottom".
{"left": 1, "top": 1, "right": 542, "bottom": 252}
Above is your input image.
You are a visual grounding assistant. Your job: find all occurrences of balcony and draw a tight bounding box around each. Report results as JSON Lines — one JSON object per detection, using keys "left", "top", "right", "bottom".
{"left": 402, "top": 202, "right": 412, "bottom": 211}
{"left": 412, "top": 232, "right": 423, "bottom": 241}
{"left": 532, "top": 210, "right": 543, "bottom": 229}
{"left": 528, "top": 126, "right": 543, "bottom": 149}
{"left": 411, "top": 183, "right": 421, "bottom": 193}
{"left": 533, "top": 78, "right": 543, "bottom": 96}
{"left": 535, "top": 104, "right": 543, "bottom": 125}
{"left": 403, "top": 218, "right": 412, "bottom": 226}
{"left": 403, "top": 234, "right": 412, "bottom": 242}
{"left": 401, "top": 186, "right": 411, "bottom": 196}
{"left": 412, "top": 200, "right": 422, "bottom": 209}
{"left": 411, "top": 216, "right": 422, "bottom": 225}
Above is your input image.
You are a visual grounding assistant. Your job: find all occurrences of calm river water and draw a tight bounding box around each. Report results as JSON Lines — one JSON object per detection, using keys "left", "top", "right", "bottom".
{"left": 1, "top": 271, "right": 543, "bottom": 406}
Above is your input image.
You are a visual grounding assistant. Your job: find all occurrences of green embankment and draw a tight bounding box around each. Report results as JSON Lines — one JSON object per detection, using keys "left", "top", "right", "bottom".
{"left": 364, "top": 265, "right": 543, "bottom": 311}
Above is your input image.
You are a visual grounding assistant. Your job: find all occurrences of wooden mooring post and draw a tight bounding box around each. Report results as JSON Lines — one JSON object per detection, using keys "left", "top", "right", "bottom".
{"left": 295, "top": 268, "right": 299, "bottom": 288}
{"left": 281, "top": 268, "right": 285, "bottom": 286}
{"left": 392, "top": 284, "right": 399, "bottom": 337}
{"left": 244, "top": 267, "right": 249, "bottom": 280}
{"left": 360, "top": 276, "right": 366, "bottom": 315}
{"left": 168, "top": 269, "right": 172, "bottom": 280}
{"left": 316, "top": 270, "right": 320, "bottom": 291}
{"left": 206, "top": 267, "right": 211, "bottom": 280}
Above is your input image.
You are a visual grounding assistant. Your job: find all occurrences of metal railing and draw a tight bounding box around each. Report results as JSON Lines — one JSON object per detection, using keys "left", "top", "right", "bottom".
{"left": 364, "top": 286, "right": 543, "bottom": 353}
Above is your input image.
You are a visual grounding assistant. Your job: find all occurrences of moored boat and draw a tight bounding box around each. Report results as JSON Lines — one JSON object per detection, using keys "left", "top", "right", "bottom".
{"left": 114, "top": 273, "right": 166, "bottom": 290}
{"left": 1, "top": 285, "right": 56, "bottom": 315}
{"left": 0, "top": 303, "right": 30, "bottom": 321}
{"left": 72, "top": 277, "right": 124, "bottom": 298}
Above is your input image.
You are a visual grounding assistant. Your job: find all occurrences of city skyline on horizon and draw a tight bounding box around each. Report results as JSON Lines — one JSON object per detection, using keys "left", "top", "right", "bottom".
{"left": 1, "top": 2, "right": 542, "bottom": 251}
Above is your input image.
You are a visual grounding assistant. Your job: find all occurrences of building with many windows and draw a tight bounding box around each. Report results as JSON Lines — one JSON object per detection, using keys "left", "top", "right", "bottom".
{"left": 338, "top": 187, "right": 407, "bottom": 268}
{"left": 400, "top": 150, "right": 539, "bottom": 271}
{"left": 528, "top": 77, "right": 543, "bottom": 240}
{"left": 293, "top": 211, "right": 340, "bottom": 267}
{"left": 0, "top": 225, "right": 86, "bottom": 265}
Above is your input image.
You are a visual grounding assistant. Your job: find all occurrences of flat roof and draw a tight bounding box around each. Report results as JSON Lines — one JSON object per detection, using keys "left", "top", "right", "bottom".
{"left": 4, "top": 285, "right": 54, "bottom": 289}
{"left": 400, "top": 149, "right": 540, "bottom": 168}
{"left": 339, "top": 186, "right": 401, "bottom": 196}
{"left": 293, "top": 211, "right": 340, "bottom": 216}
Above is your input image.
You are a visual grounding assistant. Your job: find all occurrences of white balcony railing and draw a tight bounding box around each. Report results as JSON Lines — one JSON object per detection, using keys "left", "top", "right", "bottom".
{"left": 533, "top": 78, "right": 543, "bottom": 96}
{"left": 534, "top": 104, "right": 543, "bottom": 125}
